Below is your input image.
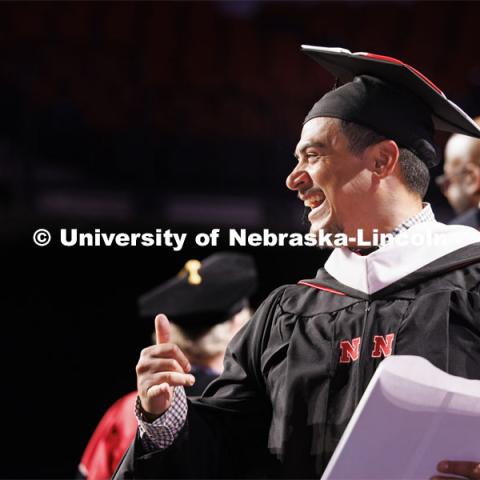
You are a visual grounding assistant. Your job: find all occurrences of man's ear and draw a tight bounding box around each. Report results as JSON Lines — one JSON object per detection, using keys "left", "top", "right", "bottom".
{"left": 367, "top": 140, "right": 400, "bottom": 178}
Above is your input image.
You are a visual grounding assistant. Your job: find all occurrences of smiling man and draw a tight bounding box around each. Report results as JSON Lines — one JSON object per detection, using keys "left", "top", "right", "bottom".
{"left": 289, "top": 116, "right": 428, "bottom": 243}
{"left": 114, "top": 47, "right": 480, "bottom": 480}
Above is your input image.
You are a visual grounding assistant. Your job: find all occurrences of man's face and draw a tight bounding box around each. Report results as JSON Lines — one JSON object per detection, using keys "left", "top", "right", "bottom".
{"left": 442, "top": 134, "right": 478, "bottom": 214}
{"left": 286, "top": 117, "right": 368, "bottom": 237}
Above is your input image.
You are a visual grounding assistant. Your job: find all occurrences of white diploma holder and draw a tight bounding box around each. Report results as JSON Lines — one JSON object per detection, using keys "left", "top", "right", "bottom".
{"left": 322, "top": 355, "right": 480, "bottom": 480}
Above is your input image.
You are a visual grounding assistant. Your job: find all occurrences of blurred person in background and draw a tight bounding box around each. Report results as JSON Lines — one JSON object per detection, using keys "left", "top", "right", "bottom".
{"left": 437, "top": 116, "right": 480, "bottom": 228}
{"left": 78, "top": 252, "right": 258, "bottom": 480}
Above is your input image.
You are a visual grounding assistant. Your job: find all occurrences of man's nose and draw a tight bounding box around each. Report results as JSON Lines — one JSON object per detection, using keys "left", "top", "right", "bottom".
{"left": 286, "top": 169, "right": 311, "bottom": 191}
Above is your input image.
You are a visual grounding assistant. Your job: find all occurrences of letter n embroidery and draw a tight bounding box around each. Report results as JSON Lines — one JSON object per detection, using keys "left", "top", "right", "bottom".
{"left": 339, "top": 337, "right": 361, "bottom": 363}
{"left": 371, "top": 333, "right": 395, "bottom": 358}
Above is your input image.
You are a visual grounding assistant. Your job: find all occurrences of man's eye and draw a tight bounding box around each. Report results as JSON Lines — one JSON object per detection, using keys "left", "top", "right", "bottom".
{"left": 307, "top": 152, "right": 319, "bottom": 161}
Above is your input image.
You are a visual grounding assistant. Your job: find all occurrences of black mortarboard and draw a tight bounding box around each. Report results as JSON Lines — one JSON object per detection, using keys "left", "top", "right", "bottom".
{"left": 138, "top": 252, "right": 258, "bottom": 328}
{"left": 302, "top": 46, "right": 480, "bottom": 167}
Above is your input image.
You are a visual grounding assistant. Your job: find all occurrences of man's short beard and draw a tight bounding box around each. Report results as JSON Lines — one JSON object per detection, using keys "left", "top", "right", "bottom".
{"left": 303, "top": 207, "right": 345, "bottom": 249}
{"left": 303, "top": 206, "right": 344, "bottom": 234}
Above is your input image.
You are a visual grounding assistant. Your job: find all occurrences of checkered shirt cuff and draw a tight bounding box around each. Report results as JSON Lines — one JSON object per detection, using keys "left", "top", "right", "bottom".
{"left": 135, "top": 387, "right": 188, "bottom": 452}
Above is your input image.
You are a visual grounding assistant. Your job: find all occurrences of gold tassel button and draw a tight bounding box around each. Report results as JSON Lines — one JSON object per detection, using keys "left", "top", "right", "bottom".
{"left": 178, "top": 259, "right": 202, "bottom": 285}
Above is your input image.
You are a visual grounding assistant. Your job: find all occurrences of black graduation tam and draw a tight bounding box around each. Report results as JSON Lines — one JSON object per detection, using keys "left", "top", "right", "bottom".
{"left": 138, "top": 252, "right": 258, "bottom": 328}
{"left": 302, "top": 45, "right": 480, "bottom": 167}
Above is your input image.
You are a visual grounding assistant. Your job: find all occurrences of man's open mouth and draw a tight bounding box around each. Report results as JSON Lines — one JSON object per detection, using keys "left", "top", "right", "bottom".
{"left": 303, "top": 191, "right": 329, "bottom": 221}
{"left": 303, "top": 191, "right": 326, "bottom": 209}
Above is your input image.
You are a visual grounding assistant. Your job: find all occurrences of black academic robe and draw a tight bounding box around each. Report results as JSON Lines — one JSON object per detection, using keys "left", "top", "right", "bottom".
{"left": 185, "top": 366, "right": 218, "bottom": 397}
{"left": 115, "top": 243, "right": 480, "bottom": 479}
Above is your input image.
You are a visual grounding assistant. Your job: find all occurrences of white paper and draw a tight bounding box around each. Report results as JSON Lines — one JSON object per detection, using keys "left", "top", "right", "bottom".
{"left": 321, "top": 356, "right": 480, "bottom": 480}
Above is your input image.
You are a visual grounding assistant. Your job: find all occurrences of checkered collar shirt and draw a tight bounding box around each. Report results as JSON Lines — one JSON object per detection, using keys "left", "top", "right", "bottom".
{"left": 349, "top": 203, "right": 435, "bottom": 255}
{"left": 390, "top": 202, "right": 435, "bottom": 238}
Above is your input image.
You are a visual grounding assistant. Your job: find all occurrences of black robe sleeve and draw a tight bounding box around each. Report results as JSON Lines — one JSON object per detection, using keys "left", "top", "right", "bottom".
{"left": 114, "top": 287, "right": 287, "bottom": 479}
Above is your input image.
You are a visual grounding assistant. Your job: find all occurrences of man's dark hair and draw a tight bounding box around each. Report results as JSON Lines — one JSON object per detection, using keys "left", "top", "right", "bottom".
{"left": 339, "top": 120, "right": 430, "bottom": 198}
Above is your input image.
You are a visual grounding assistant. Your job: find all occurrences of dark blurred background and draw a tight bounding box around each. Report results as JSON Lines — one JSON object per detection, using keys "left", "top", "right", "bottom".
{"left": 2, "top": 1, "right": 479, "bottom": 478}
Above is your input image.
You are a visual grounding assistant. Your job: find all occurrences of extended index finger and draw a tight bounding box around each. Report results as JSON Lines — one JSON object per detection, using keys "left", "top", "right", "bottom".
{"left": 155, "top": 314, "right": 171, "bottom": 344}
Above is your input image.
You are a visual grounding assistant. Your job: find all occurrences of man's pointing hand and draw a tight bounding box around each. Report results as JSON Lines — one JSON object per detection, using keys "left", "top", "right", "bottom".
{"left": 136, "top": 314, "right": 195, "bottom": 420}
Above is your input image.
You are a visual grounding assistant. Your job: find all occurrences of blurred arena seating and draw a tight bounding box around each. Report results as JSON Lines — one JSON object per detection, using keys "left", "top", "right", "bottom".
{"left": 0, "top": 1, "right": 478, "bottom": 228}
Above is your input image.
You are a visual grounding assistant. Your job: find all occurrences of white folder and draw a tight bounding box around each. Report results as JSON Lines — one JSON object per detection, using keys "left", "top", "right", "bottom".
{"left": 321, "top": 355, "right": 480, "bottom": 480}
